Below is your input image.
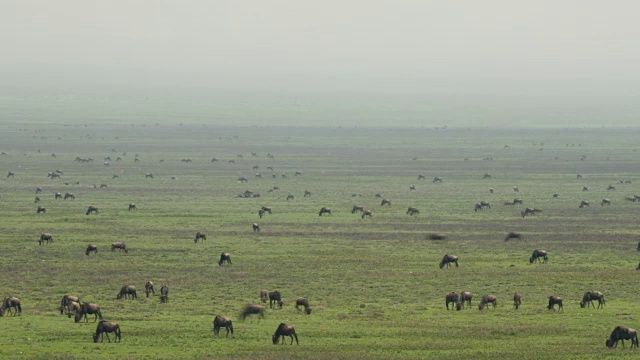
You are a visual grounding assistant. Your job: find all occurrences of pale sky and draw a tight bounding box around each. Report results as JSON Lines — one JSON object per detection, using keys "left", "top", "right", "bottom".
{"left": 2, "top": 0, "right": 639, "bottom": 127}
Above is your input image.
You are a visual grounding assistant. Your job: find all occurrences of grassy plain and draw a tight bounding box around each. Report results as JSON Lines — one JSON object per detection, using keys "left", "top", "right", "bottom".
{"left": 0, "top": 123, "right": 639, "bottom": 359}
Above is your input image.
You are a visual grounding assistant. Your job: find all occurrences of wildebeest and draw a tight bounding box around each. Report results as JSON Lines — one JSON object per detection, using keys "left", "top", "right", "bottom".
{"left": 0, "top": 297, "right": 21, "bottom": 316}
{"left": 417, "top": 174, "right": 426, "bottom": 180}
{"left": 160, "top": 285, "right": 169, "bottom": 303}
{"left": 258, "top": 206, "right": 272, "bottom": 218}
{"left": 117, "top": 285, "right": 137, "bottom": 300}
{"left": 504, "top": 232, "right": 522, "bottom": 241}
{"left": 513, "top": 293, "right": 522, "bottom": 309}
{"left": 601, "top": 198, "right": 611, "bottom": 206}
{"left": 194, "top": 232, "right": 206, "bottom": 243}
{"left": 409, "top": 185, "right": 416, "bottom": 190}
{"left": 529, "top": 250, "right": 548, "bottom": 263}
{"left": 513, "top": 186, "right": 519, "bottom": 192}
{"left": 145, "top": 173, "right": 154, "bottom": 178}
{"left": 580, "top": 291, "right": 605, "bottom": 309}
{"left": 478, "top": 295, "right": 497, "bottom": 310}
{"left": 219, "top": 252, "right": 232, "bottom": 266}
{"left": 145, "top": 281, "right": 155, "bottom": 297}
{"left": 380, "top": 199, "right": 391, "bottom": 206}
{"left": 269, "top": 290, "right": 282, "bottom": 309}
{"left": 319, "top": 207, "right": 332, "bottom": 216}
{"left": 7, "top": 171, "right": 14, "bottom": 178}
{"left": 65, "top": 301, "right": 81, "bottom": 318}
{"left": 128, "top": 203, "right": 137, "bottom": 211}
{"left": 213, "top": 315, "right": 234, "bottom": 337}
{"left": 474, "top": 203, "right": 483, "bottom": 212}
{"left": 439, "top": 255, "right": 459, "bottom": 269}
{"left": 260, "top": 290, "right": 269, "bottom": 303}
{"left": 433, "top": 176, "right": 443, "bottom": 183}
{"left": 608, "top": 185, "right": 616, "bottom": 191}
{"left": 361, "top": 209, "right": 372, "bottom": 219}
{"left": 483, "top": 173, "right": 492, "bottom": 179}
{"left": 429, "top": 233, "right": 447, "bottom": 240}
{"left": 577, "top": 174, "right": 583, "bottom": 179}
{"left": 34, "top": 196, "right": 40, "bottom": 203}
{"left": 240, "top": 304, "right": 265, "bottom": 321}
{"left": 111, "top": 242, "right": 128, "bottom": 253}
{"left": 460, "top": 292, "right": 472, "bottom": 309}
{"left": 445, "top": 291, "right": 459, "bottom": 310}
{"left": 86, "top": 244, "right": 98, "bottom": 256}
{"left": 35, "top": 187, "right": 42, "bottom": 194}
{"left": 86, "top": 206, "right": 99, "bottom": 215}
{"left": 547, "top": 296, "right": 563, "bottom": 311}
{"left": 351, "top": 205, "right": 364, "bottom": 214}
{"left": 64, "top": 192, "right": 75, "bottom": 199}
{"left": 579, "top": 200, "right": 590, "bottom": 208}
{"left": 521, "top": 207, "right": 542, "bottom": 217}
{"left": 295, "top": 297, "right": 311, "bottom": 314}
{"left": 286, "top": 194, "right": 294, "bottom": 201}
{"left": 39, "top": 233, "right": 53, "bottom": 245}
{"left": 37, "top": 206, "right": 46, "bottom": 214}
{"left": 59, "top": 295, "right": 80, "bottom": 315}
{"left": 606, "top": 326, "right": 639, "bottom": 349}
{"left": 406, "top": 207, "right": 420, "bottom": 216}
{"left": 93, "top": 321, "right": 121, "bottom": 343}
{"left": 582, "top": 186, "right": 589, "bottom": 192}
{"left": 272, "top": 323, "right": 298, "bottom": 345}
{"left": 304, "top": 190, "right": 311, "bottom": 197}
{"left": 74, "top": 302, "right": 103, "bottom": 323}
{"left": 252, "top": 223, "right": 260, "bottom": 232}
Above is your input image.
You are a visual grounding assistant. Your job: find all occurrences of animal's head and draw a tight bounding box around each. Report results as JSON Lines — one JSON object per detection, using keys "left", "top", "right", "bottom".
{"left": 74, "top": 311, "right": 82, "bottom": 322}
{"left": 272, "top": 334, "right": 279, "bottom": 344}
{"left": 93, "top": 333, "right": 99, "bottom": 343}
{"left": 529, "top": 256, "right": 534, "bottom": 263}
{"left": 0, "top": 308, "right": 4, "bottom": 317}
{"left": 606, "top": 339, "right": 613, "bottom": 348}
{"left": 305, "top": 308, "right": 312, "bottom": 315}
{"left": 580, "top": 301, "right": 586, "bottom": 308}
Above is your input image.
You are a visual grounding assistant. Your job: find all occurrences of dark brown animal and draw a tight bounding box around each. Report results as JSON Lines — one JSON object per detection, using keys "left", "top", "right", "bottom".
{"left": 37, "top": 206, "right": 46, "bottom": 214}
{"left": 513, "top": 293, "right": 522, "bottom": 309}
{"left": 547, "top": 296, "right": 563, "bottom": 311}
{"left": 111, "top": 242, "right": 128, "bottom": 253}
{"left": 55, "top": 192, "right": 62, "bottom": 199}
{"left": 433, "top": 176, "right": 443, "bottom": 183}
{"left": 406, "top": 207, "right": 420, "bottom": 216}
{"left": 34, "top": 196, "right": 40, "bottom": 203}
{"left": 579, "top": 200, "right": 590, "bottom": 208}
{"left": 521, "top": 207, "right": 541, "bottom": 217}
{"left": 445, "top": 291, "right": 459, "bottom": 310}
{"left": 86, "top": 206, "right": 99, "bottom": 215}
{"left": 160, "top": 285, "right": 169, "bottom": 303}
{"left": 529, "top": 250, "right": 548, "bottom": 264}
{"left": 39, "top": 233, "right": 53, "bottom": 245}
{"left": 439, "top": 255, "right": 459, "bottom": 269}
{"left": 7, "top": 171, "right": 14, "bottom": 178}
{"left": 86, "top": 244, "right": 98, "bottom": 255}
{"left": 478, "top": 295, "right": 497, "bottom": 310}
{"left": 269, "top": 290, "right": 282, "bottom": 309}
{"left": 504, "top": 232, "right": 522, "bottom": 241}
{"left": 304, "top": 190, "right": 311, "bottom": 197}
{"left": 601, "top": 198, "right": 611, "bottom": 206}
{"left": 219, "top": 252, "right": 232, "bottom": 266}
{"left": 117, "top": 285, "right": 137, "bottom": 300}
{"left": 380, "top": 199, "right": 391, "bottom": 206}
{"left": 606, "top": 326, "right": 639, "bottom": 349}
{"left": 194, "top": 232, "right": 206, "bottom": 243}
{"left": 65, "top": 301, "right": 81, "bottom": 318}
{"left": 145, "top": 281, "right": 155, "bottom": 297}
{"left": 429, "top": 233, "right": 447, "bottom": 240}
{"left": 128, "top": 203, "right": 137, "bottom": 211}
{"left": 93, "top": 321, "right": 121, "bottom": 343}
{"left": 319, "top": 207, "right": 332, "bottom": 216}
{"left": 213, "top": 315, "right": 234, "bottom": 337}
{"left": 252, "top": 223, "right": 260, "bottom": 232}
{"left": 287, "top": 194, "right": 294, "bottom": 201}
{"left": 75, "top": 302, "right": 102, "bottom": 323}
{"left": 0, "top": 297, "right": 21, "bottom": 316}
{"left": 145, "top": 173, "right": 154, "bottom": 178}
{"left": 460, "top": 291, "right": 472, "bottom": 309}
{"left": 352, "top": 205, "right": 365, "bottom": 214}
{"left": 60, "top": 295, "right": 80, "bottom": 315}
{"left": 361, "top": 209, "right": 372, "bottom": 219}
{"left": 240, "top": 304, "right": 265, "bottom": 321}
{"left": 260, "top": 290, "right": 269, "bottom": 303}
{"left": 295, "top": 297, "right": 311, "bottom": 314}
{"left": 272, "top": 323, "right": 298, "bottom": 345}
{"left": 580, "top": 291, "right": 605, "bottom": 309}
{"left": 64, "top": 192, "right": 75, "bottom": 199}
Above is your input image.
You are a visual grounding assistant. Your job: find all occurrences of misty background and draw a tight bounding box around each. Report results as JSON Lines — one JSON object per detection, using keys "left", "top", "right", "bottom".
{"left": 2, "top": 0, "right": 639, "bottom": 127}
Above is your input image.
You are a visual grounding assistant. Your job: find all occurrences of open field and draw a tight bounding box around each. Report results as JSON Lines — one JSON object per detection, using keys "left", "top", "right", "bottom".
{"left": 1, "top": 123, "right": 639, "bottom": 359}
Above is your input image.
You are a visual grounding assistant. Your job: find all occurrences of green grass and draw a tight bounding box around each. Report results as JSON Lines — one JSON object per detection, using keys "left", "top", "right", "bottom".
{"left": 1, "top": 123, "right": 640, "bottom": 359}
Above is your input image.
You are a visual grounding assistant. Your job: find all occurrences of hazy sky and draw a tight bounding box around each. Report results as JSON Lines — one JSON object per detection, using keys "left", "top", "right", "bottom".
{"left": 2, "top": 1, "right": 640, "bottom": 126}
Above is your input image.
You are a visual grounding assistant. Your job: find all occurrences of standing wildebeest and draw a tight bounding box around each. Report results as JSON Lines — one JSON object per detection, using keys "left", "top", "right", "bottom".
{"left": 260, "top": 290, "right": 269, "bottom": 303}
{"left": 128, "top": 203, "right": 137, "bottom": 211}
{"left": 0, "top": 297, "right": 21, "bottom": 316}
{"left": 547, "top": 296, "right": 563, "bottom": 311}
{"left": 474, "top": 203, "right": 483, "bottom": 212}
{"left": 111, "top": 242, "right": 128, "bottom": 253}
{"left": 145, "top": 173, "right": 154, "bottom": 178}
{"left": 606, "top": 326, "right": 639, "bottom": 349}
{"left": 7, "top": 171, "right": 14, "bottom": 178}
{"left": 117, "top": 285, "right": 137, "bottom": 300}
{"left": 513, "top": 186, "right": 519, "bottom": 192}
{"left": 60, "top": 295, "right": 80, "bottom": 315}
{"left": 252, "top": 223, "right": 260, "bottom": 232}
{"left": 513, "top": 293, "right": 522, "bottom": 309}
{"left": 213, "top": 315, "right": 234, "bottom": 337}
{"left": 579, "top": 200, "right": 590, "bottom": 208}
{"left": 259, "top": 206, "right": 272, "bottom": 218}
{"left": 529, "top": 250, "right": 548, "bottom": 263}
{"left": 55, "top": 192, "right": 62, "bottom": 200}
{"left": 145, "top": 281, "right": 155, "bottom": 297}
{"left": 601, "top": 198, "right": 611, "bottom": 206}
{"left": 380, "top": 199, "right": 391, "bottom": 206}
{"left": 351, "top": 205, "right": 364, "bottom": 214}
{"left": 483, "top": 173, "right": 492, "bottom": 179}
{"left": 406, "top": 207, "right": 420, "bottom": 216}
{"left": 64, "top": 192, "right": 75, "bottom": 199}
{"left": 417, "top": 174, "right": 426, "bottom": 180}
{"left": 160, "top": 285, "right": 169, "bottom": 303}
{"left": 445, "top": 292, "right": 459, "bottom": 310}
{"left": 37, "top": 206, "right": 46, "bottom": 214}
{"left": 304, "top": 190, "right": 311, "bottom": 197}
{"left": 504, "top": 232, "right": 522, "bottom": 241}
{"left": 409, "top": 185, "right": 416, "bottom": 190}
{"left": 39, "top": 233, "right": 53, "bottom": 245}
{"left": 521, "top": 207, "right": 541, "bottom": 217}
{"left": 439, "top": 255, "right": 459, "bottom": 269}
{"left": 86, "top": 244, "right": 98, "bottom": 255}
{"left": 319, "top": 207, "right": 332, "bottom": 216}
{"left": 86, "top": 206, "right": 99, "bottom": 215}
{"left": 93, "top": 321, "right": 121, "bottom": 343}
{"left": 582, "top": 186, "right": 589, "bottom": 192}
{"left": 34, "top": 196, "right": 40, "bottom": 203}
{"left": 433, "top": 176, "right": 443, "bottom": 183}
{"left": 35, "top": 187, "right": 42, "bottom": 194}
{"left": 478, "top": 295, "right": 497, "bottom": 310}
{"left": 361, "top": 209, "right": 372, "bottom": 219}
{"left": 240, "top": 304, "right": 265, "bottom": 321}
{"left": 272, "top": 323, "right": 298, "bottom": 345}
{"left": 460, "top": 292, "right": 472, "bottom": 309}
{"left": 194, "top": 232, "right": 206, "bottom": 243}
{"left": 295, "top": 297, "right": 311, "bottom": 314}
{"left": 269, "top": 290, "right": 282, "bottom": 309}
{"left": 219, "top": 252, "right": 232, "bottom": 266}
{"left": 429, "top": 233, "right": 447, "bottom": 240}
{"left": 74, "top": 302, "right": 103, "bottom": 322}
{"left": 286, "top": 194, "right": 294, "bottom": 201}
{"left": 580, "top": 291, "right": 605, "bottom": 309}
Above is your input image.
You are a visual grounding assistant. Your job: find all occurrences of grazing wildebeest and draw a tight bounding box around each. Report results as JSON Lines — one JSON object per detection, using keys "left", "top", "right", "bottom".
{"left": 0, "top": 297, "right": 21, "bottom": 316}
{"left": 606, "top": 326, "right": 639, "bottom": 349}
{"left": 240, "top": 304, "right": 265, "bottom": 321}
{"left": 75, "top": 303, "right": 102, "bottom": 323}
{"left": 429, "top": 233, "right": 447, "bottom": 240}
{"left": 483, "top": 173, "right": 492, "bottom": 179}
{"left": 553, "top": 193, "right": 559, "bottom": 198}
{"left": 417, "top": 174, "right": 426, "bottom": 180}
{"left": 269, "top": 290, "right": 282, "bottom": 309}
{"left": 433, "top": 176, "right": 443, "bottom": 183}
{"left": 608, "top": 185, "right": 616, "bottom": 191}
{"left": 445, "top": 292, "right": 459, "bottom": 310}
{"left": 219, "top": 252, "right": 232, "bottom": 266}
{"left": 511, "top": 198, "right": 523, "bottom": 205}
{"left": 35, "top": 187, "right": 42, "bottom": 194}
{"left": 55, "top": 192, "right": 62, "bottom": 199}
{"left": 582, "top": 186, "right": 589, "bottom": 192}
{"left": 260, "top": 290, "right": 269, "bottom": 303}
{"left": 504, "top": 232, "right": 522, "bottom": 241}
{"left": 213, "top": 315, "right": 234, "bottom": 337}
{"left": 128, "top": 203, "right": 137, "bottom": 211}
{"left": 409, "top": 185, "right": 416, "bottom": 190}
{"left": 380, "top": 199, "right": 391, "bottom": 206}
{"left": 513, "top": 186, "right": 519, "bottom": 192}
{"left": 513, "top": 293, "right": 522, "bottom": 309}
{"left": 39, "top": 233, "right": 53, "bottom": 245}
{"left": 304, "top": 190, "right": 311, "bottom": 197}
{"left": 145, "top": 281, "right": 155, "bottom": 297}
{"left": 547, "top": 296, "right": 563, "bottom": 311}
{"left": 319, "top": 207, "right": 332, "bottom": 216}
{"left": 255, "top": 172, "right": 262, "bottom": 178}
{"left": 86, "top": 244, "right": 98, "bottom": 256}
{"left": 478, "top": 295, "right": 497, "bottom": 310}
{"left": 64, "top": 192, "right": 75, "bottom": 199}
{"left": 287, "top": 194, "right": 294, "bottom": 201}
{"left": 65, "top": 301, "right": 81, "bottom": 318}
{"left": 351, "top": 205, "right": 365, "bottom": 214}
{"left": 295, "top": 297, "right": 311, "bottom": 314}
{"left": 93, "top": 321, "right": 121, "bottom": 343}
{"left": 7, "top": 171, "right": 14, "bottom": 178}
{"left": 117, "top": 285, "right": 137, "bottom": 300}
{"left": 100, "top": 184, "right": 108, "bottom": 188}
{"left": 460, "top": 292, "right": 472, "bottom": 309}
{"left": 406, "top": 207, "right": 420, "bottom": 216}
{"left": 295, "top": 171, "right": 302, "bottom": 176}
{"left": 580, "top": 291, "right": 605, "bottom": 309}
{"left": 145, "top": 173, "right": 154, "bottom": 178}
{"left": 37, "top": 206, "right": 46, "bottom": 214}
{"left": 111, "top": 242, "right": 128, "bottom": 253}
{"left": 474, "top": 203, "right": 483, "bottom": 212}
{"left": 194, "top": 232, "right": 206, "bottom": 243}
{"left": 577, "top": 174, "right": 583, "bottom": 179}
{"left": 160, "top": 285, "right": 169, "bottom": 303}
{"left": 601, "top": 198, "right": 611, "bottom": 206}
{"left": 272, "top": 323, "right": 298, "bottom": 345}
{"left": 259, "top": 206, "right": 272, "bottom": 218}
{"left": 34, "top": 196, "right": 40, "bottom": 203}
{"left": 489, "top": 188, "right": 494, "bottom": 193}
{"left": 252, "top": 223, "right": 260, "bottom": 232}
{"left": 521, "top": 207, "right": 542, "bottom": 218}
{"left": 86, "top": 206, "right": 99, "bottom": 215}
{"left": 529, "top": 250, "right": 548, "bottom": 263}
{"left": 439, "top": 255, "right": 459, "bottom": 269}
{"left": 579, "top": 200, "right": 590, "bottom": 208}
{"left": 361, "top": 209, "right": 372, "bottom": 219}
{"left": 60, "top": 295, "right": 80, "bottom": 315}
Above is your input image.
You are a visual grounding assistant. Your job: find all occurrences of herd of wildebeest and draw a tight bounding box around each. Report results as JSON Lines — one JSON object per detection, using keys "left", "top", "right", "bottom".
{"left": 3, "top": 145, "right": 640, "bottom": 351}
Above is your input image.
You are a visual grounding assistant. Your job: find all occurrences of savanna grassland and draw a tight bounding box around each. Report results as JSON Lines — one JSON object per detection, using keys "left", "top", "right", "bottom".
{"left": 1, "top": 123, "right": 639, "bottom": 359}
